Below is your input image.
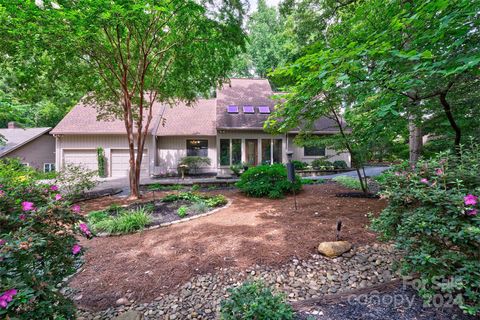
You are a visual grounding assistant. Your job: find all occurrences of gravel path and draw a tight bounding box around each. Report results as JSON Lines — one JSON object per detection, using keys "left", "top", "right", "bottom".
{"left": 73, "top": 243, "right": 403, "bottom": 319}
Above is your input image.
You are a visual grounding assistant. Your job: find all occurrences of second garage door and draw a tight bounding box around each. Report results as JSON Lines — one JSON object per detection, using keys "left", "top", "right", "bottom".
{"left": 63, "top": 149, "right": 98, "bottom": 172}
{"left": 111, "top": 149, "right": 149, "bottom": 177}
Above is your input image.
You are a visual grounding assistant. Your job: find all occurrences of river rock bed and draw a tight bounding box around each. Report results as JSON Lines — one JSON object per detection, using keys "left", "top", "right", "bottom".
{"left": 74, "top": 243, "right": 402, "bottom": 320}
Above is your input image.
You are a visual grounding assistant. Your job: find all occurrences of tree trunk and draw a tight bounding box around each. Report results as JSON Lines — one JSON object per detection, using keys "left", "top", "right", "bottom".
{"left": 408, "top": 114, "right": 422, "bottom": 165}
{"left": 439, "top": 91, "right": 461, "bottom": 148}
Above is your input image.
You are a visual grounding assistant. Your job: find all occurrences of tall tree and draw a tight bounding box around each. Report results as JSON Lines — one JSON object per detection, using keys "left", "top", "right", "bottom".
{"left": 2, "top": 0, "right": 246, "bottom": 198}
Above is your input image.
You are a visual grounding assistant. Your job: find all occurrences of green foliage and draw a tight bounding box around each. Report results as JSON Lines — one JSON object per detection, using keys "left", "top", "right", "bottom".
{"left": 332, "top": 176, "right": 362, "bottom": 190}
{"left": 188, "top": 201, "right": 209, "bottom": 215}
{"left": 88, "top": 207, "right": 152, "bottom": 234}
{"left": 177, "top": 206, "right": 188, "bottom": 218}
{"left": 191, "top": 184, "right": 201, "bottom": 192}
{"left": 179, "top": 156, "right": 211, "bottom": 174}
{"left": 204, "top": 195, "right": 228, "bottom": 207}
{"left": 291, "top": 160, "right": 308, "bottom": 170}
{"left": 54, "top": 164, "right": 97, "bottom": 200}
{"left": 97, "top": 147, "right": 106, "bottom": 178}
{"left": 332, "top": 160, "right": 348, "bottom": 169}
{"left": 220, "top": 281, "right": 294, "bottom": 320}
{"left": 147, "top": 184, "right": 183, "bottom": 191}
{"left": 311, "top": 159, "right": 334, "bottom": 170}
{"left": 161, "top": 192, "right": 227, "bottom": 208}
{"left": 0, "top": 158, "right": 56, "bottom": 181}
{"left": 371, "top": 144, "right": 480, "bottom": 315}
{"left": 229, "top": 163, "right": 243, "bottom": 176}
{"left": 0, "top": 166, "right": 89, "bottom": 319}
{"left": 236, "top": 164, "right": 302, "bottom": 199}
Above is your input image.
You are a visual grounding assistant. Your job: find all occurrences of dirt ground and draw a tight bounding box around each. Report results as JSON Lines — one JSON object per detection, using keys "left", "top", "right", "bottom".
{"left": 71, "top": 183, "right": 386, "bottom": 311}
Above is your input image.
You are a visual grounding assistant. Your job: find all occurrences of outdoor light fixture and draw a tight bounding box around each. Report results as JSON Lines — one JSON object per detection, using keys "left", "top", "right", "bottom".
{"left": 286, "top": 150, "right": 294, "bottom": 162}
{"left": 286, "top": 150, "right": 297, "bottom": 211}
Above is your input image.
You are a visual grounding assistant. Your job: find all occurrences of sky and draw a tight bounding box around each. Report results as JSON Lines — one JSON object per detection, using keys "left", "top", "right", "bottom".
{"left": 249, "top": 0, "right": 281, "bottom": 12}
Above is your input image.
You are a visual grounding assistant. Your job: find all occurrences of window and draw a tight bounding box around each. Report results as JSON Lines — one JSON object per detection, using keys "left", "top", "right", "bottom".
{"left": 261, "top": 139, "right": 271, "bottom": 164}
{"left": 227, "top": 105, "right": 239, "bottom": 113}
{"left": 304, "top": 145, "right": 325, "bottom": 157}
{"left": 232, "top": 139, "right": 242, "bottom": 165}
{"left": 258, "top": 106, "right": 271, "bottom": 114}
{"left": 187, "top": 140, "right": 208, "bottom": 157}
{"left": 243, "top": 106, "right": 255, "bottom": 114}
{"left": 273, "top": 139, "right": 282, "bottom": 163}
{"left": 44, "top": 163, "right": 56, "bottom": 172}
{"left": 220, "top": 139, "right": 230, "bottom": 166}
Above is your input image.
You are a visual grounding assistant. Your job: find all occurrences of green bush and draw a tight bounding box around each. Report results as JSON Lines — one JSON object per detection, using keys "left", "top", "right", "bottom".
{"left": 371, "top": 145, "right": 480, "bottom": 315}
{"left": 188, "top": 201, "right": 208, "bottom": 214}
{"left": 161, "top": 192, "right": 227, "bottom": 208}
{"left": 88, "top": 207, "right": 152, "bottom": 234}
{"left": 235, "top": 164, "right": 302, "bottom": 199}
{"left": 311, "top": 159, "right": 334, "bottom": 170}
{"left": 0, "top": 162, "right": 90, "bottom": 319}
{"left": 332, "top": 160, "right": 348, "bottom": 169}
{"left": 0, "top": 158, "right": 57, "bottom": 181}
{"left": 291, "top": 160, "right": 308, "bottom": 170}
{"left": 332, "top": 175, "right": 362, "bottom": 190}
{"left": 179, "top": 156, "right": 211, "bottom": 174}
{"left": 177, "top": 206, "right": 188, "bottom": 218}
{"left": 229, "top": 163, "right": 243, "bottom": 176}
{"left": 220, "top": 281, "right": 293, "bottom": 320}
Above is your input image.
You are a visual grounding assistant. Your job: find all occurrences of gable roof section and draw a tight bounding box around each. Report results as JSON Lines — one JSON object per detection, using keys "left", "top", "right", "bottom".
{"left": 0, "top": 127, "right": 51, "bottom": 157}
{"left": 155, "top": 99, "right": 217, "bottom": 136}
{"left": 51, "top": 102, "right": 163, "bottom": 135}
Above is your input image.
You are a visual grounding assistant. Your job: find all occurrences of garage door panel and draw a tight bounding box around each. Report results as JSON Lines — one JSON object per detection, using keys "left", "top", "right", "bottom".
{"left": 111, "top": 149, "right": 149, "bottom": 178}
{"left": 63, "top": 150, "right": 98, "bottom": 172}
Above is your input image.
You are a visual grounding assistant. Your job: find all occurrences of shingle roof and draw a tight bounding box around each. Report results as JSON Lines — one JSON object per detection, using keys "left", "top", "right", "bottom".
{"left": 51, "top": 101, "right": 163, "bottom": 135}
{"left": 0, "top": 127, "right": 51, "bottom": 157}
{"left": 216, "top": 78, "right": 341, "bottom": 132}
{"left": 156, "top": 99, "right": 217, "bottom": 136}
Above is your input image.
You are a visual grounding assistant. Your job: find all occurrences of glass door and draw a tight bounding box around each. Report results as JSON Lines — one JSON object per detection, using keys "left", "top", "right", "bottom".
{"left": 245, "top": 139, "right": 258, "bottom": 166}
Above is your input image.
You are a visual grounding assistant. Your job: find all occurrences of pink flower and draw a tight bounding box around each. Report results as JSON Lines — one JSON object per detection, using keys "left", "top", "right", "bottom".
{"left": 0, "top": 289, "right": 17, "bottom": 309}
{"left": 72, "top": 244, "right": 82, "bottom": 255}
{"left": 467, "top": 209, "right": 478, "bottom": 216}
{"left": 394, "top": 172, "right": 401, "bottom": 176}
{"left": 464, "top": 194, "right": 478, "bottom": 206}
{"left": 0, "top": 190, "right": 4, "bottom": 197}
{"left": 19, "top": 214, "right": 26, "bottom": 220}
{"left": 71, "top": 205, "right": 81, "bottom": 213}
{"left": 50, "top": 185, "right": 58, "bottom": 191}
{"left": 54, "top": 194, "right": 62, "bottom": 201}
{"left": 435, "top": 168, "right": 443, "bottom": 175}
{"left": 420, "top": 178, "right": 429, "bottom": 184}
{"left": 0, "top": 239, "right": 5, "bottom": 246}
{"left": 79, "top": 223, "right": 92, "bottom": 237}
{"left": 21, "top": 201, "right": 35, "bottom": 211}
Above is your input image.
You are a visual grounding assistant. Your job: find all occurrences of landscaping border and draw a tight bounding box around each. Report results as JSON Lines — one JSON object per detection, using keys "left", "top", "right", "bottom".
{"left": 95, "top": 199, "right": 232, "bottom": 237}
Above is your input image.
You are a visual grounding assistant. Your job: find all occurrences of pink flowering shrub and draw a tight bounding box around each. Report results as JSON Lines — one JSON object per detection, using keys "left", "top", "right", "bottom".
{"left": 0, "top": 164, "right": 91, "bottom": 319}
{"left": 371, "top": 145, "right": 480, "bottom": 315}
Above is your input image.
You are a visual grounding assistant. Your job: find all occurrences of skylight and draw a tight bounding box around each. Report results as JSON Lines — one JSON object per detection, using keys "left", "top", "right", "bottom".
{"left": 227, "top": 105, "right": 239, "bottom": 113}
{"left": 258, "top": 106, "right": 271, "bottom": 114}
{"left": 243, "top": 105, "right": 255, "bottom": 114}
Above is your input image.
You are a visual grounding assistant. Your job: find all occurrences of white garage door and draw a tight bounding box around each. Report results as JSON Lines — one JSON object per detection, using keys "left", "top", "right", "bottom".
{"left": 63, "top": 150, "right": 98, "bottom": 171}
{"left": 111, "top": 149, "right": 149, "bottom": 178}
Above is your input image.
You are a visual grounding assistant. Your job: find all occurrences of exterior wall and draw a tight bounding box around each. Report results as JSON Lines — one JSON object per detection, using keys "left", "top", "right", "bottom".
{"left": 155, "top": 136, "right": 217, "bottom": 175}
{"left": 55, "top": 134, "right": 155, "bottom": 177}
{"left": 287, "top": 134, "right": 351, "bottom": 166}
{"left": 2, "top": 134, "right": 55, "bottom": 171}
{"left": 216, "top": 130, "right": 287, "bottom": 175}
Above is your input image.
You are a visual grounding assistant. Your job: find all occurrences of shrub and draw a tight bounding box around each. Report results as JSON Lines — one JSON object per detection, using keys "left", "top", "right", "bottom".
{"left": 54, "top": 164, "right": 98, "bottom": 200}
{"left": 235, "top": 164, "right": 302, "bottom": 199}
{"left": 191, "top": 184, "right": 201, "bottom": 192}
{"left": 97, "top": 147, "right": 106, "bottom": 178}
{"left": 332, "top": 160, "right": 348, "bottom": 169}
{"left": 188, "top": 201, "right": 209, "bottom": 214}
{"left": 204, "top": 194, "right": 228, "bottom": 207}
{"left": 177, "top": 206, "right": 188, "bottom": 218}
{"left": 220, "top": 281, "right": 293, "bottom": 320}
{"left": 161, "top": 192, "right": 227, "bottom": 208}
{"left": 311, "top": 159, "right": 334, "bottom": 170}
{"left": 371, "top": 145, "right": 480, "bottom": 315}
{"left": 88, "top": 207, "right": 152, "bottom": 234}
{"left": 0, "top": 158, "right": 57, "bottom": 181}
{"left": 332, "top": 175, "right": 362, "bottom": 190}
{"left": 0, "top": 168, "right": 90, "bottom": 319}
{"left": 291, "top": 160, "right": 308, "bottom": 170}
{"left": 229, "top": 163, "right": 243, "bottom": 176}
{"left": 179, "top": 156, "right": 211, "bottom": 174}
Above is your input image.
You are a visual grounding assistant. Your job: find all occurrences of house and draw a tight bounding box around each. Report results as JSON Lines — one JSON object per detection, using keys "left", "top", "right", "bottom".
{"left": 51, "top": 79, "right": 350, "bottom": 177}
{"left": 0, "top": 122, "right": 56, "bottom": 172}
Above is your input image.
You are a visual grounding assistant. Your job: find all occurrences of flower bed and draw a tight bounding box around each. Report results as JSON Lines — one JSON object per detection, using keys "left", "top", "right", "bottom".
{"left": 87, "top": 192, "right": 228, "bottom": 235}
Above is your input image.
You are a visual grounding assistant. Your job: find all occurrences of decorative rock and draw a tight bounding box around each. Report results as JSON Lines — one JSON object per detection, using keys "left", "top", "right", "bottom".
{"left": 113, "top": 311, "right": 143, "bottom": 320}
{"left": 116, "top": 297, "right": 131, "bottom": 306}
{"left": 317, "top": 241, "right": 352, "bottom": 257}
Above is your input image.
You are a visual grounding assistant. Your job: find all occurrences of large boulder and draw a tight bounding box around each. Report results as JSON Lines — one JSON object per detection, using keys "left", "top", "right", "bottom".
{"left": 317, "top": 241, "right": 352, "bottom": 257}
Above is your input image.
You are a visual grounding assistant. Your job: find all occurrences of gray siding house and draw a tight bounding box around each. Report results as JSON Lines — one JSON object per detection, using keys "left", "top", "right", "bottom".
{"left": 0, "top": 122, "right": 56, "bottom": 172}
{"left": 51, "top": 79, "right": 350, "bottom": 177}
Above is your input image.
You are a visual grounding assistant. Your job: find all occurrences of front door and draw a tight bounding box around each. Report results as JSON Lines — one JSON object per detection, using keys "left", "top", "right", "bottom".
{"left": 245, "top": 139, "right": 258, "bottom": 166}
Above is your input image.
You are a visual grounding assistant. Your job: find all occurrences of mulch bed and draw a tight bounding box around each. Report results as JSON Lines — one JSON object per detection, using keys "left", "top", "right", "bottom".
{"left": 336, "top": 192, "right": 380, "bottom": 199}
{"left": 71, "top": 182, "right": 387, "bottom": 311}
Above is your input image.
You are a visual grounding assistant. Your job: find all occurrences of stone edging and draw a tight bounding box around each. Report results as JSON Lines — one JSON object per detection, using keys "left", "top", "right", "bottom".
{"left": 95, "top": 199, "right": 232, "bottom": 237}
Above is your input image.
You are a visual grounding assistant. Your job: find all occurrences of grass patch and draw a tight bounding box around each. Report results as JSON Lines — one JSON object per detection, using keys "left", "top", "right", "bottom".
{"left": 332, "top": 175, "right": 362, "bottom": 190}
{"left": 87, "top": 206, "right": 152, "bottom": 234}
